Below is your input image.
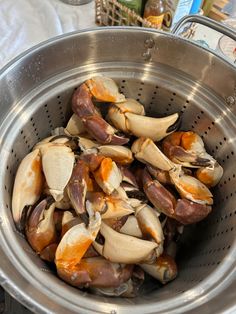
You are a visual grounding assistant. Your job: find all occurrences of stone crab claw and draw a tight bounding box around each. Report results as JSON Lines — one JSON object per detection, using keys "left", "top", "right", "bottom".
{"left": 108, "top": 99, "right": 180, "bottom": 141}
{"left": 93, "top": 222, "right": 157, "bottom": 264}
{"left": 57, "top": 257, "right": 133, "bottom": 289}
{"left": 55, "top": 209, "right": 101, "bottom": 272}
{"left": 12, "top": 149, "right": 44, "bottom": 230}
{"left": 142, "top": 168, "right": 212, "bottom": 225}
{"left": 86, "top": 192, "right": 134, "bottom": 219}
{"left": 41, "top": 143, "right": 75, "bottom": 202}
{"left": 72, "top": 80, "right": 128, "bottom": 145}
{"left": 162, "top": 131, "right": 214, "bottom": 168}
{"left": 140, "top": 254, "right": 177, "bottom": 284}
{"left": 25, "top": 197, "right": 56, "bottom": 254}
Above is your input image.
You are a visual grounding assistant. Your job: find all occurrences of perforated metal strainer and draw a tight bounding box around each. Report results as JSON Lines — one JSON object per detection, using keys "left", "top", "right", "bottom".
{"left": 0, "top": 16, "right": 236, "bottom": 314}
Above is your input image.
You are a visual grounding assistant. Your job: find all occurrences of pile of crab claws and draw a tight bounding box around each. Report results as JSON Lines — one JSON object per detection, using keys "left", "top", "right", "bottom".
{"left": 25, "top": 197, "right": 56, "bottom": 254}
{"left": 93, "top": 222, "right": 157, "bottom": 264}
{"left": 108, "top": 99, "right": 181, "bottom": 141}
{"left": 12, "top": 149, "right": 44, "bottom": 230}
{"left": 140, "top": 254, "right": 177, "bottom": 285}
{"left": 12, "top": 75, "right": 224, "bottom": 297}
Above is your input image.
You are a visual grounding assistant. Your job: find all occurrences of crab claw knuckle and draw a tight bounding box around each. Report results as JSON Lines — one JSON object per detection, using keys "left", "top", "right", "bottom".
{"left": 93, "top": 222, "right": 157, "bottom": 264}
{"left": 12, "top": 149, "right": 44, "bottom": 228}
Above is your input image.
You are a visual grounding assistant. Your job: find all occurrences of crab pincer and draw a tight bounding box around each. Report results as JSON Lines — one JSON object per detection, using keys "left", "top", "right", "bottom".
{"left": 142, "top": 168, "right": 212, "bottom": 225}
{"left": 108, "top": 98, "right": 180, "bottom": 141}
{"left": 66, "top": 159, "right": 91, "bottom": 216}
{"left": 12, "top": 149, "right": 44, "bottom": 230}
{"left": 72, "top": 77, "right": 129, "bottom": 145}
{"left": 25, "top": 197, "right": 57, "bottom": 255}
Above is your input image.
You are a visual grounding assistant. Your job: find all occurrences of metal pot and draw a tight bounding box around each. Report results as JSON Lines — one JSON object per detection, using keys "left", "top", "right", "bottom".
{"left": 0, "top": 16, "right": 236, "bottom": 314}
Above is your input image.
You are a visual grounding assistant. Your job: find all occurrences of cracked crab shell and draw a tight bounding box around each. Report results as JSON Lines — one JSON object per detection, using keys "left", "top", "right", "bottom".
{"left": 41, "top": 145, "right": 75, "bottom": 202}
{"left": 12, "top": 149, "right": 44, "bottom": 226}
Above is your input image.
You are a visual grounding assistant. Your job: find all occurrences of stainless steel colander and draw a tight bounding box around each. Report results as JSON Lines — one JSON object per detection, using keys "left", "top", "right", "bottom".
{"left": 0, "top": 16, "right": 236, "bottom": 314}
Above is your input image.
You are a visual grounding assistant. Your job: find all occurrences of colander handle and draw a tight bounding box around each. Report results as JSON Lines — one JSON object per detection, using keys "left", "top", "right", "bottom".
{"left": 172, "top": 15, "right": 236, "bottom": 42}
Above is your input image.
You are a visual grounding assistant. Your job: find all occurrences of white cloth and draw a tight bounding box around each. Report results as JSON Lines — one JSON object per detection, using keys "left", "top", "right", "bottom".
{"left": 0, "top": 0, "right": 96, "bottom": 68}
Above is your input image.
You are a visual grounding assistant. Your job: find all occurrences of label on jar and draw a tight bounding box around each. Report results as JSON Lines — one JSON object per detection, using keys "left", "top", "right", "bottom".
{"left": 146, "top": 14, "right": 164, "bottom": 29}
